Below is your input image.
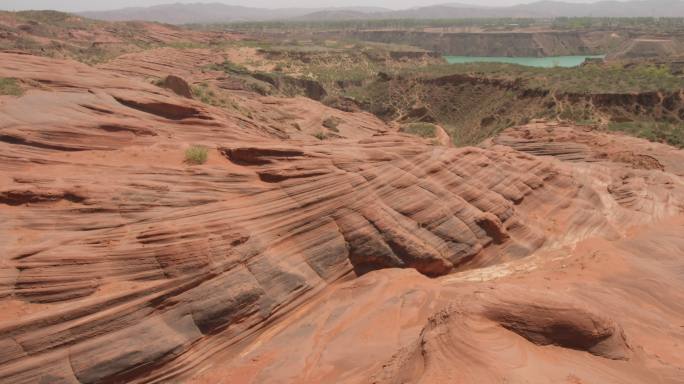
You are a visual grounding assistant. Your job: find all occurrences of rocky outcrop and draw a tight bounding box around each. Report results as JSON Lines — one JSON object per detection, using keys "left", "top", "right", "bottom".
{"left": 251, "top": 72, "right": 327, "bottom": 100}
{"left": 479, "top": 287, "right": 632, "bottom": 360}
{"left": 491, "top": 120, "right": 684, "bottom": 175}
{"left": 1, "top": 51, "right": 684, "bottom": 384}
{"left": 159, "top": 75, "right": 193, "bottom": 98}
{"left": 0, "top": 11, "right": 242, "bottom": 62}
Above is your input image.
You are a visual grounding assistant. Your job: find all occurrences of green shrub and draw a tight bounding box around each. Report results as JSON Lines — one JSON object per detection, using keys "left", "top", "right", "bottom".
{"left": 185, "top": 145, "right": 209, "bottom": 164}
{"left": 0, "top": 78, "right": 23, "bottom": 96}
{"left": 192, "top": 83, "right": 229, "bottom": 107}
{"left": 399, "top": 122, "right": 438, "bottom": 138}
{"left": 313, "top": 132, "right": 327, "bottom": 140}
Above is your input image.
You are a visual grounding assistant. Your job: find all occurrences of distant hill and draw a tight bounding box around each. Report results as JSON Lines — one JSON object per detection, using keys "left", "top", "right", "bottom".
{"left": 383, "top": 0, "right": 684, "bottom": 19}
{"left": 78, "top": 0, "right": 684, "bottom": 24}
{"left": 508, "top": 0, "right": 684, "bottom": 18}
{"left": 293, "top": 10, "right": 377, "bottom": 22}
{"left": 78, "top": 3, "right": 389, "bottom": 24}
{"left": 79, "top": 3, "right": 308, "bottom": 24}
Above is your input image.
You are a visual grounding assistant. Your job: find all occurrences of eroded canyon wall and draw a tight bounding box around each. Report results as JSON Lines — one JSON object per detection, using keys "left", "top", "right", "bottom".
{"left": 316, "top": 30, "right": 593, "bottom": 57}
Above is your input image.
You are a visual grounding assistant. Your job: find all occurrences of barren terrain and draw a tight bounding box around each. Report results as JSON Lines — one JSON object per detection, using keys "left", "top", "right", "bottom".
{"left": 1, "top": 11, "right": 684, "bottom": 384}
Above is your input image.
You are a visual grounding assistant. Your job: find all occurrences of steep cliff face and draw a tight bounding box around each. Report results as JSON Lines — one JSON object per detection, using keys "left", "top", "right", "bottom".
{"left": 558, "top": 90, "right": 684, "bottom": 121}
{"left": 606, "top": 34, "right": 684, "bottom": 59}
{"left": 259, "top": 47, "right": 441, "bottom": 64}
{"left": 319, "top": 30, "right": 593, "bottom": 57}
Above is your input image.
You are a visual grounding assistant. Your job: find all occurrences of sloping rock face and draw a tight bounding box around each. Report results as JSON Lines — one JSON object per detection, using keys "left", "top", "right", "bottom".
{"left": 0, "top": 11, "right": 242, "bottom": 61}
{"left": 1, "top": 52, "right": 684, "bottom": 384}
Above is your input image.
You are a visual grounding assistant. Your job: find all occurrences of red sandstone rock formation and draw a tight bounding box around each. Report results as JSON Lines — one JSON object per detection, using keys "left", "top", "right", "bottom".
{"left": 1, "top": 51, "right": 683, "bottom": 384}
{"left": 160, "top": 75, "right": 193, "bottom": 99}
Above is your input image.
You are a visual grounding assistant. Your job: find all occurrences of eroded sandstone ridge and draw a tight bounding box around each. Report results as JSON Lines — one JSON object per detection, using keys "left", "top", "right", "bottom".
{"left": 1, "top": 51, "right": 684, "bottom": 384}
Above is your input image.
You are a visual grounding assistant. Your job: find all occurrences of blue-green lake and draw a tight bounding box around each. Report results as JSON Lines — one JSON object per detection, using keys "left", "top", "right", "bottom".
{"left": 444, "top": 55, "right": 605, "bottom": 68}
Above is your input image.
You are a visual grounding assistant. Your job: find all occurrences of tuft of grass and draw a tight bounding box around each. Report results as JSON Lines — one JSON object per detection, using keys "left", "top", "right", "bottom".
{"left": 185, "top": 145, "right": 209, "bottom": 164}
{"left": 192, "top": 83, "right": 218, "bottom": 105}
{"left": 191, "top": 83, "right": 241, "bottom": 109}
{"left": 399, "top": 122, "right": 438, "bottom": 138}
{"left": 313, "top": 132, "right": 328, "bottom": 140}
{"left": 0, "top": 78, "right": 23, "bottom": 96}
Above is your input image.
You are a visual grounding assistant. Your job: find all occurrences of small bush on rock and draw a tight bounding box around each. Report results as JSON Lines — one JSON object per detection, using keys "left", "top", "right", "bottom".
{"left": 185, "top": 145, "right": 209, "bottom": 164}
{"left": 0, "top": 78, "right": 23, "bottom": 96}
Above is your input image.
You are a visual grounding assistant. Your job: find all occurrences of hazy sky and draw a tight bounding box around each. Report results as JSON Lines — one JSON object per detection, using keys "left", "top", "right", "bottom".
{"left": 0, "top": 0, "right": 609, "bottom": 12}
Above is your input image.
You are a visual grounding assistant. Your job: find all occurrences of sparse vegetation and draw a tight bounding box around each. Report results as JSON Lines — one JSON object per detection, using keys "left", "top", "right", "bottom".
{"left": 239, "top": 40, "right": 441, "bottom": 97}
{"left": 0, "top": 10, "right": 230, "bottom": 65}
{"left": 558, "top": 105, "right": 598, "bottom": 125}
{"left": 406, "top": 62, "right": 684, "bottom": 94}
{"left": 399, "top": 122, "right": 437, "bottom": 138}
{"left": 0, "top": 78, "right": 23, "bottom": 96}
{"left": 608, "top": 121, "right": 684, "bottom": 148}
{"left": 191, "top": 82, "right": 245, "bottom": 110}
{"left": 337, "top": 58, "right": 684, "bottom": 146}
{"left": 304, "top": 60, "right": 380, "bottom": 88}
{"left": 221, "top": 17, "right": 684, "bottom": 35}
{"left": 185, "top": 145, "right": 209, "bottom": 164}
{"left": 209, "top": 60, "right": 251, "bottom": 75}
{"left": 192, "top": 83, "right": 222, "bottom": 106}
{"left": 6, "top": 10, "right": 684, "bottom": 150}
{"left": 220, "top": 18, "right": 539, "bottom": 32}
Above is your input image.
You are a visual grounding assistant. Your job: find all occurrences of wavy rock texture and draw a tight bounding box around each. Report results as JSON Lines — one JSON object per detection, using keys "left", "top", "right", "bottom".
{"left": 1, "top": 52, "right": 684, "bottom": 384}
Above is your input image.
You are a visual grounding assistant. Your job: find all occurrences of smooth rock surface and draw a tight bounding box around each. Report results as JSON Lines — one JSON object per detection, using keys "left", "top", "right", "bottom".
{"left": 1, "top": 51, "right": 683, "bottom": 384}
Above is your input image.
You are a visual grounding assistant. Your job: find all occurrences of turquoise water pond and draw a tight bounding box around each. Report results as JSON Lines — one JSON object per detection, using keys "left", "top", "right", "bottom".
{"left": 444, "top": 55, "right": 605, "bottom": 68}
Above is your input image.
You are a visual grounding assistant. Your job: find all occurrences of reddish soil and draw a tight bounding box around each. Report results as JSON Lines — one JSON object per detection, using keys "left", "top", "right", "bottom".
{"left": 1, "top": 50, "right": 683, "bottom": 384}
